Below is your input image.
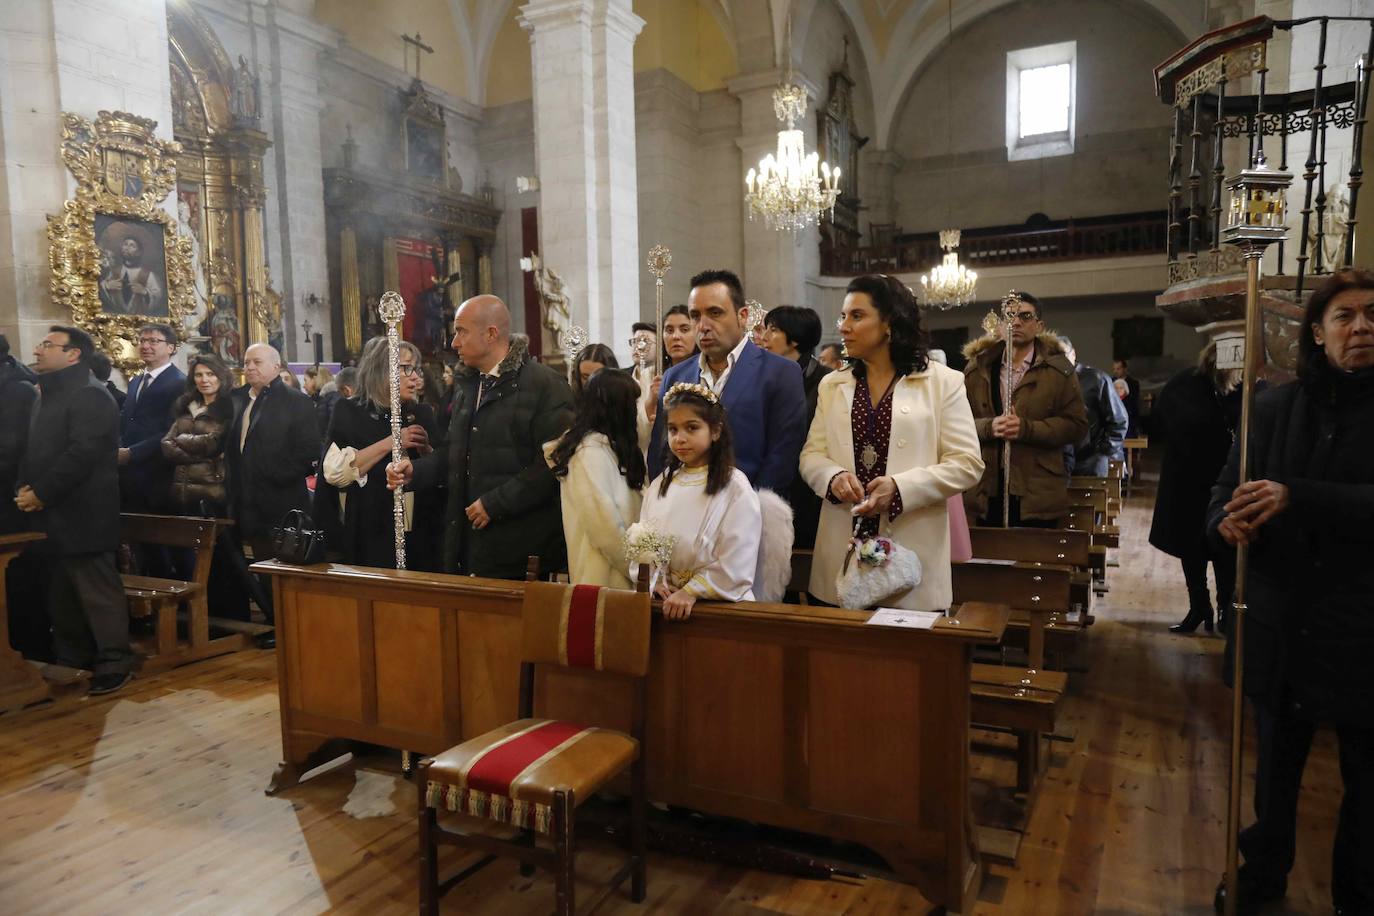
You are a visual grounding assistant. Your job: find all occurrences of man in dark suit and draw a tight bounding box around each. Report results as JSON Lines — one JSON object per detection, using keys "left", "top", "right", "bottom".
{"left": 18, "top": 326, "right": 132, "bottom": 694}
{"left": 647, "top": 269, "right": 807, "bottom": 493}
{"left": 118, "top": 322, "right": 184, "bottom": 512}
{"left": 226, "top": 343, "right": 319, "bottom": 634}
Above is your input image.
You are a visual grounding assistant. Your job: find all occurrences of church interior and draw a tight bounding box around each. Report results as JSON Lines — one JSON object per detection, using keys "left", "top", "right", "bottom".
{"left": 2, "top": 0, "right": 1373, "bottom": 913}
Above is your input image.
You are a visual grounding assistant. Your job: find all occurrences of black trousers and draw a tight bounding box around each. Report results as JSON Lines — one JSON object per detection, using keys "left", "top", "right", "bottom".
{"left": 1242, "top": 705, "right": 1374, "bottom": 910}
{"left": 1179, "top": 547, "right": 1236, "bottom": 613}
{"left": 46, "top": 552, "right": 133, "bottom": 676}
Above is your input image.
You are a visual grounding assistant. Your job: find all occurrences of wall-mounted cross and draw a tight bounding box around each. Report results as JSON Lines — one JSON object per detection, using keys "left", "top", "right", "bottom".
{"left": 301, "top": 318, "right": 313, "bottom": 342}
{"left": 403, "top": 32, "right": 434, "bottom": 80}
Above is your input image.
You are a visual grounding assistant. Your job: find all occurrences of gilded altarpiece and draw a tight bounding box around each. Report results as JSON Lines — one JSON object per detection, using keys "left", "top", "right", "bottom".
{"left": 167, "top": 6, "right": 276, "bottom": 366}
{"left": 324, "top": 80, "right": 499, "bottom": 361}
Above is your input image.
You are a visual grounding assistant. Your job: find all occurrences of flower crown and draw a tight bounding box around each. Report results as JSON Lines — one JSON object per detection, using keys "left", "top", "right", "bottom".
{"left": 664, "top": 381, "right": 719, "bottom": 404}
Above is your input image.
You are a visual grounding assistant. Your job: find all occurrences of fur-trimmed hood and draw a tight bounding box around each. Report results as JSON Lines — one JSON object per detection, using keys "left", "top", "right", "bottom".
{"left": 455, "top": 333, "right": 530, "bottom": 379}
{"left": 962, "top": 330, "right": 1075, "bottom": 376}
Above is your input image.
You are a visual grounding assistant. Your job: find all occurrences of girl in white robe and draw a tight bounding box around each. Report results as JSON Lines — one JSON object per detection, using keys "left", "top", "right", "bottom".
{"left": 546, "top": 369, "right": 646, "bottom": 588}
{"left": 639, "top": 383, "right": 761, "bottom": 619}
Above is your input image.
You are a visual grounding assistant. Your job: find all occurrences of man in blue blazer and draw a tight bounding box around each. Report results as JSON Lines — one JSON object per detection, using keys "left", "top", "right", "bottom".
{"left": 647, "top": 269, "right": 807, "bottom": 493}
{"left": 118, "top": 322, "right": 185, "bottom": 513}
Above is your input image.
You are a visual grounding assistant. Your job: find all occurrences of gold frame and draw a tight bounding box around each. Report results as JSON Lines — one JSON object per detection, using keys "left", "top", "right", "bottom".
{"left": 48, "top": 110, "right": 196, "bottom": 372}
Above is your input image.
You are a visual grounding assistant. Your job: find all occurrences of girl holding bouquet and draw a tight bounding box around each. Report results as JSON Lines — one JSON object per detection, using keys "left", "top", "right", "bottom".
{"left": 639, "top": 383, "right": 760, "bottom": 619}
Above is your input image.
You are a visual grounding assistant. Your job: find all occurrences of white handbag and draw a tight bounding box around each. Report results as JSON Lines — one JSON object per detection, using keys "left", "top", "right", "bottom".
{"left": 834, "top": 517, "right": 922, "bottom": 610}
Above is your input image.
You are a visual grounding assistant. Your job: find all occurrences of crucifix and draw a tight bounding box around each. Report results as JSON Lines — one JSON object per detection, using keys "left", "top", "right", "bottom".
{"left": 402, "top": 32, "right": 434, "bottom": 80}
{"left": 301, "top": 318, "right": 313, "bottom": 343}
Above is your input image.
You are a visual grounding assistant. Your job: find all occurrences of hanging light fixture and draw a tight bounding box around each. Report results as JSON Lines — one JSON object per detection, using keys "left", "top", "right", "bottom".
{"left": 920, "top": 229, "right": 978, "bottom": 309}
{"left": 744, "top": 15, "right": 840, "bottom": 233}
{"left": 918, "top": 0, "right": 977, "bottom": 310}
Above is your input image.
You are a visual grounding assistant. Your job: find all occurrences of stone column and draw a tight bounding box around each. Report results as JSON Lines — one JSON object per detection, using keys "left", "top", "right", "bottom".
{"left": 0, "top": 0, "right": 173, "bottom": 353}
{"left": 520, "top": 0, "right": 644, "bottom": 351}
{"left": 729, "top": 69, "right": 821, "bottom": 308}
{"left": 258, "top": 4, "right": 332, "bottom": 361}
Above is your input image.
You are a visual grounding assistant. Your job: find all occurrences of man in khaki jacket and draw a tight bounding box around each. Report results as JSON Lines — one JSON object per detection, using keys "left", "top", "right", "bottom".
{"left": 962, "top": 291, "right": 1089, "bottom": 527}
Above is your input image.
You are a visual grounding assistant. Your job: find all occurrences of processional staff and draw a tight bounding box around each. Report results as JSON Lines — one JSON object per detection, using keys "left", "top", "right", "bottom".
{"left": 1216, "top": 147, "right": 1292, "bottom": 916}
{"left": 981, "top": 293, "right": 1020, "bottom": 528}
{"left": 378, "top": 291, "right": 408, "bottom": 571}
{"left": 646, "top": 245, "right": 673, "bottom": 375}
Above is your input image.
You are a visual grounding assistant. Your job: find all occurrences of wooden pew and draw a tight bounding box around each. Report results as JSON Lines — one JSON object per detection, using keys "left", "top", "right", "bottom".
{"left": 120, "top": 513, "right": 252, "bottom": 673}
{"left": 0, "top": 533, "right": 50, "bottom": 713}
{"left": 969, "top": 526, "right": 1093, "bottom": 628}
{"left": 256, "top": 560, "right": 1008, "bottom": 914}
{"left": 952, "top": 560, "right": 1072, "bottom": 800}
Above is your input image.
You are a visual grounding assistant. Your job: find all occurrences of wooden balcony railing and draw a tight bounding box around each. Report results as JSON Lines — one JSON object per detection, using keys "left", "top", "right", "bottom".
{"left": 821, "top": 211, "right": 1169, "bottom": 277}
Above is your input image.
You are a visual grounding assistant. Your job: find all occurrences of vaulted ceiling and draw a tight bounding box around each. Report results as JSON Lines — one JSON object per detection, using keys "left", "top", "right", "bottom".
{"left": 314, "top": 0, "right": 1203, "bottom": 147}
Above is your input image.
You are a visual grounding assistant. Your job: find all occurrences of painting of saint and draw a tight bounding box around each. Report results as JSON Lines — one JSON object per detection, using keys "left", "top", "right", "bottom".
{"left": 208, "top": 293, "right": 241, "bottom": 364}
{"left": 95, "top": 214, "right": 168, "bottom": 317}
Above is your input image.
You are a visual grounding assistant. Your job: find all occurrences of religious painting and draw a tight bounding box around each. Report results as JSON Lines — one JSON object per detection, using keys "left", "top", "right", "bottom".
{"left": 401, "top": 78, "right": 448, "bottom": 186}
{"left": 94, "top": 213, "right": 169, "bottom": 317}
{"left": 405, "top": 119, "right": 445, "bottom": 183}
{"left": 47, "top": 110, "right": 196, "bottom": 372}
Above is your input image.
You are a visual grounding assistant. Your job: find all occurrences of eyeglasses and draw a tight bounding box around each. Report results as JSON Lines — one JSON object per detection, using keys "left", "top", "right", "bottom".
{"left": 1008, "top": 310, "right": 1040, "bottom": 323}
{"left": 399, "top": 364, "right": 419, "bottom": 377}
{"left": 36, "top": 341, "right": 75, "bottom": 351}
{"left": 137, "top": 337, "right": 171, "bottom": 346}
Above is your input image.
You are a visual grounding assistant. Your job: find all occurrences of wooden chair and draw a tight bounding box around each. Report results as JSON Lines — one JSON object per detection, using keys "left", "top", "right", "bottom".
{"left": 416, "top": 581, "right": 652, "bottom": 915}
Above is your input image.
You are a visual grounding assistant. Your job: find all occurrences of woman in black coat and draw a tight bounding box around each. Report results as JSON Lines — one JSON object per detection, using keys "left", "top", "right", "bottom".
{"left": 1148, "top": 344, "right": 1244, "bottom": 633}
{"left": 319, "top": 337, "right": 442, "bottom": 571}
{"left": 1207, "top": 268, "right": 1374, "bottom": 915}
{"left": 761, "top": 305, "right": 831, "bottom": 548}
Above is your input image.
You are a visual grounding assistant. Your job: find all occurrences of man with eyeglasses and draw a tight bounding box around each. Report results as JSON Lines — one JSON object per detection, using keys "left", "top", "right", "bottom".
{"left": 119, "top": 324, "right": 185, "bottom": 509}
{"left": 17, "top": 326, "right": 133, "bottom": 694}
{"left": 961, "top": 291, "right": 1088, "bottom": 528}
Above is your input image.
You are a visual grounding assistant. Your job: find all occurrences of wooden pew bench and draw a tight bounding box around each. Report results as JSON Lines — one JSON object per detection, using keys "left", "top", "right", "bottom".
{"left": 969, "top": 526, "right": 1094, "bottom": 628}
{"left": 256, "top": 560, "right": 1008, "bottom": 914}
{"left": 952, "top": 560, "right": 1073, "bottom": 797}
{"left": 120, "top": 513, "right": 254, "bottom": 673}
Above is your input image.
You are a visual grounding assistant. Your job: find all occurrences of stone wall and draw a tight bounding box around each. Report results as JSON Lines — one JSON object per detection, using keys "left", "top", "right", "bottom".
{"left": 0, "top": 0, "right": 174, "bottom": 355}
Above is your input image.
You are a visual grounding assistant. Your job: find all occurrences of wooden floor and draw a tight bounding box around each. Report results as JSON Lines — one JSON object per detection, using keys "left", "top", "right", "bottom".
{"left": 0, "top": 494, "right": 1346, "bottom": 915}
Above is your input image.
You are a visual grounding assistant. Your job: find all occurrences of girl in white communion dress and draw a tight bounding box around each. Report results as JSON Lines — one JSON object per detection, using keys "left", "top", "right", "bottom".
{"left": 638, "top": 383, "right": 761, "bottom": 620}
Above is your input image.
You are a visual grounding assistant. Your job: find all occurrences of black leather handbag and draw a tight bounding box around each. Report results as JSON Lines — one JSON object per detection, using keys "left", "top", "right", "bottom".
{"left": 271, "top": 509, "right": 327, "bottom": 565}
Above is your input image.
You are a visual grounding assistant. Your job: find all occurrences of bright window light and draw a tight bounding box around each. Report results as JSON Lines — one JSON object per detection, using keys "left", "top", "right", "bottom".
{"left": 1019, "top": 63, "right": 1071, "bottom": 138}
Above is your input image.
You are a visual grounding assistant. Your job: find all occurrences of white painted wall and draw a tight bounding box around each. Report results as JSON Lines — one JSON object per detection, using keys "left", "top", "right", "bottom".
{"left": 887, "top": 0, "right": 1183, "bottom": 235}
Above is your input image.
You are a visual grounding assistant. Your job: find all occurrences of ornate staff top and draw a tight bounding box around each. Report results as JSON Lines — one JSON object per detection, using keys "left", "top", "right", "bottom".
{"left": 646, "top": 245, "right": 672, "bottom": 280}
{"left": 379, "top": 290, "right": 406, "bottom": 325}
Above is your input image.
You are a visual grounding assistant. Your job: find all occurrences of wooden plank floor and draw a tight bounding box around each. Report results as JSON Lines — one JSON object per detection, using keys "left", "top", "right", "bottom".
{"left": 0, "top": 495, "right": 1344, "bottom": 915}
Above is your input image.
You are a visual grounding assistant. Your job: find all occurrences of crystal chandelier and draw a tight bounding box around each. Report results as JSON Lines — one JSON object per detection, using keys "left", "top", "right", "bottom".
{"left": 744, "top": 79, "right": 841, "bottom": 233}
{"left": 920, "top": 229, "right": 978, "bottom": 309}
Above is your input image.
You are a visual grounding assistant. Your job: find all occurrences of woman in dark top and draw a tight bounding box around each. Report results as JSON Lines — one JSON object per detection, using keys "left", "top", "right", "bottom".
{"left": 1206, "top": 268, "right": 1374, "bottom": 915}
{"left": 1149, "top": 343, "right": 1244, "bottom": 633}
{"left": 160, "top": 353, "right": 248, "bottom": 620}
{"left": 762, "top": 305, "right": 832, "bottom": 547}
{"left": 319, "top": 336, "right": 442, "bottom": 571}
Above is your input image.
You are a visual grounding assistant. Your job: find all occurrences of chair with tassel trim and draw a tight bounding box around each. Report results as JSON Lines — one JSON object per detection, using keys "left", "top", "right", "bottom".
{"left": 416, "top": 578, "right": 651, "bottom": 915}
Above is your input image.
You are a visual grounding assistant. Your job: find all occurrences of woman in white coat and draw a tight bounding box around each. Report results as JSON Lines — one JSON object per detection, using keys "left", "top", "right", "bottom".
{"left": 800, "top": 274, "right": 985, "bottom": 611}
{"left": 545, "top": 368, "right": 646, "bottom": 588}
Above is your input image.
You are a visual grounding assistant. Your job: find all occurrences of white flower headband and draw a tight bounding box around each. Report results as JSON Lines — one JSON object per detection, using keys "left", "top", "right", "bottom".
{"left": 665, "top": 381, "right": 719, "bottom": 405}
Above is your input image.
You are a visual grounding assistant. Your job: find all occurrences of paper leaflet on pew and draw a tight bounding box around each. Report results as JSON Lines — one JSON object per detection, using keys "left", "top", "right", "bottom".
{"left": 865, "top": 608, "right": 941, "bottom": 630}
